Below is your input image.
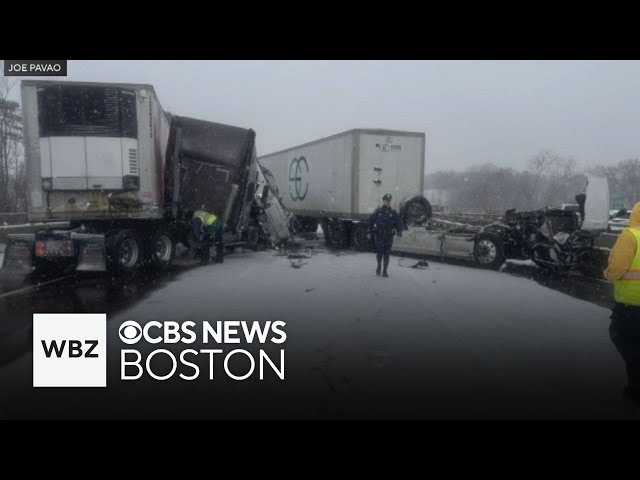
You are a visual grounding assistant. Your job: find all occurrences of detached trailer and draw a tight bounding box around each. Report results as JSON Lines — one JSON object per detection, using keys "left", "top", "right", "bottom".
{"left": 259, "top": 129, "right": 431, "bottom": 250}
{"left": 1, "top": 80, "right": 291, "bottom": 274}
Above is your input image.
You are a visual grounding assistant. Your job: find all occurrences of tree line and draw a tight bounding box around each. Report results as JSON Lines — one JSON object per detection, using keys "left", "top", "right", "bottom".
{"left": 0, "top": 59, "right": 637, "bottom": 218}
{"left": 426, "top": 151, "right": 640, "bottom": 213}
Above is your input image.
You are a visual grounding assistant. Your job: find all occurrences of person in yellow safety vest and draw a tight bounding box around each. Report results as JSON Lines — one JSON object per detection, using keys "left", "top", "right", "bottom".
{"left": 192, "top": 209, "right": 224, "bottom": 264}
{"left": 604, "top": 201, "right": 640, "bottom": 405}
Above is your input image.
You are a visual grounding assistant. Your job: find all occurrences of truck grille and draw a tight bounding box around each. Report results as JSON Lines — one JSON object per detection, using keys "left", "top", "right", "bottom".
{"left": 129, "top": 148, "right": 138, "bottom": 174}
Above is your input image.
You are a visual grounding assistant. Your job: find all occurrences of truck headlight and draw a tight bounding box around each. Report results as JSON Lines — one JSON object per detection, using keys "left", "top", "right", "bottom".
{"left": 42, "top": 178, "right": 52, "bottom": 191}
{"left": 123, "top": 175, "right": 139, "bottom": 190}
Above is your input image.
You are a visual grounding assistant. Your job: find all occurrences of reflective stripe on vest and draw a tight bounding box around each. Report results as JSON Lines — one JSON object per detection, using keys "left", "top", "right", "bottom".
{"left": 613, "top": 227, "right": 640, "bottom": 306}
{"left": 193, "top": 210, "right": 217, "bottom": 227}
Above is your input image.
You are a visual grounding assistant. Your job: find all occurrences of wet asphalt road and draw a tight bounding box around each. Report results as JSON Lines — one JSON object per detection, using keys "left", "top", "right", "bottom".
{"left": 0, "top": 236, "right": 637, "bottom": 419}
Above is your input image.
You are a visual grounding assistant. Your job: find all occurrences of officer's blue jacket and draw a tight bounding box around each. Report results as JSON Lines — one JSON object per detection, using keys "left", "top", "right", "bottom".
{"left": 368, "top": 206, "right": 403, "bottom": 237}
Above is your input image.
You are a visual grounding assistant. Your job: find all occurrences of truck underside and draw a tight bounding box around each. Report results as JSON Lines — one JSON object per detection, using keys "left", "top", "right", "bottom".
{"left": 391, "top": 205, "right": 608, "bottom": 277}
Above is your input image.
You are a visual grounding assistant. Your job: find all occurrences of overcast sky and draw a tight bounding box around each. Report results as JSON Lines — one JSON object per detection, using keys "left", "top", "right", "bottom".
{"left": 8, "top": 60, "right": 640, "bottom": 173}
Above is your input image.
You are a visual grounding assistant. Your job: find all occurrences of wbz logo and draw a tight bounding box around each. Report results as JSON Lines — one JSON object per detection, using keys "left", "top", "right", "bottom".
{"left": 41, "top": 339, "right": 99, "bottom": 358}
{"left": 33, "top": 314, "right": 106, "bottom": 387}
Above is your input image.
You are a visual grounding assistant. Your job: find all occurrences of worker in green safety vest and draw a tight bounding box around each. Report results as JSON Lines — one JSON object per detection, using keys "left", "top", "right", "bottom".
{"left": 192, "top": 209, "right": 224, "bottom": 264}
{"left": 604, "top": 201, "right": 640, "bottom": 404}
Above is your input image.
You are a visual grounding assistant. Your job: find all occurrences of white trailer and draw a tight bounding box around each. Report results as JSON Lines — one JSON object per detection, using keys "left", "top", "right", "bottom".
{"left": 22, "top": 80, "right": 170, "bottom": 223}
{"left": 259, "top": 129, "right": 430, "bottom": 249}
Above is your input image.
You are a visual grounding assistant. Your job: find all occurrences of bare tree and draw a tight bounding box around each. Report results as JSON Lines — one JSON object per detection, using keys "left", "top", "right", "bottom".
{"left": 426, "top": 149, "right": 587, "bottom": 213}
{"left": 525, "top": 150, "right": 571, "bottom": 207}
{"left": 0, "top": 60, "right": 25, "bottom": 212}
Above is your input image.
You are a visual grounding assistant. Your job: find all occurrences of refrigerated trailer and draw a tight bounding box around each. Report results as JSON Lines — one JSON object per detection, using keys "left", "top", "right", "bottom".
{"left": 259, "top": 129, "right": 431, "bottom": 249}
{"left": 1, "top": 80, "right": 292, "bottom": 274}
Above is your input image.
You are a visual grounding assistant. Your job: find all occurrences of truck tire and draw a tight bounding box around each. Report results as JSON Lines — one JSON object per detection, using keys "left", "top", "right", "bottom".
{"left": 352, "top": 222, "right": 372, "bottom": 251}
{"left": 107, "top": 230, "right": 143, "bottom": 274}
{"left": 576, "top": 249, "right": 604, "bottom": 278}
{"left": 148, "top": 230, "right": 175, "bottom": 269}
{"left": 321, "top": 220, "right": 332, "bottom": 246}
{"left": 245, "top": 225, "right": 265, "bottom": 251}
{"left": 474, "top": 232, "right": 505, "bottom": 270}
{"left": 298, "top": 217, "right": 319, "bottom": 233}
{"left": 401, "top": 196, "right": 432, "bottom": 224}
{"left": 326, "top": 221, "right": 350, "bottom": 249}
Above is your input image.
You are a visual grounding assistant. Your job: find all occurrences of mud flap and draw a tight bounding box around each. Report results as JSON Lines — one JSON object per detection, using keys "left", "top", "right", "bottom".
{"left": 1, "top": 234, "right": 35, "bottom": 271}
{"left": 73, "top": 233, "right": 107, "bottom": 272}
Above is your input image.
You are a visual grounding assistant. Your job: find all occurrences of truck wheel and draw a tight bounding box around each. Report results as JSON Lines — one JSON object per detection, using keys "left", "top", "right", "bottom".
{"left": 245, "top": 225, "right": 264, "bottom": 251}
{"left": 576, "top": 250, "right": 604, "bottom": 278}
{"left": 474, "top": 233, "right": 505, "bottom": 269}
{"left": 107, "top": 230, "right": 143, "bottom": 273}
{"left": 352, "top": 223, "right": 372, "bottom": 251}
{"left": 321, "top": 221, "right": 333, "bottom": 247}
{"left": 149, "top": 230, "right": 175, "bottom": 269}
{"left": 327, "top": 221, "right": 350, "bottom": 249}
{"left": 298, "top": 217, "right": 319, "bottom": 233}
{"left": 401, "top": 196, "right": 432, "bottom": 224}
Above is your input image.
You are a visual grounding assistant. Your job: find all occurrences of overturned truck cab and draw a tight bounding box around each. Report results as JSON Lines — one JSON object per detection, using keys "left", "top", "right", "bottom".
{"left": 393, "top": 175, "right": 611, "bottom": 276}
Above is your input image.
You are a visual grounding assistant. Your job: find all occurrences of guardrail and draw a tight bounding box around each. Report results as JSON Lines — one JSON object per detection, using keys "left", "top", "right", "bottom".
{"left": 0, "top": 213, "right": 29, "bottom": 226}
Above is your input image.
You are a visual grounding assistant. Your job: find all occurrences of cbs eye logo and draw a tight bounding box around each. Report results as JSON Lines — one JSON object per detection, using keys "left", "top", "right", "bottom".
{"left": 119, "top": 320, "right": 142, "bottom": 345}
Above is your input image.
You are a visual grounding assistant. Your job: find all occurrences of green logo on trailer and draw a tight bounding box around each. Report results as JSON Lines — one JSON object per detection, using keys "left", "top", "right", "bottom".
{"left": 289, "top": 156, "right": 309, "bottom": 202}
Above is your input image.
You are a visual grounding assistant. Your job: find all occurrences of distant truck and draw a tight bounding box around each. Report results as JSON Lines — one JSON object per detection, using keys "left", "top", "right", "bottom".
{"left": 259, "top": 129, "right": 431, "bottom": 249}
{"left": 1, "top": 80, "right": 291, "bottom": 274}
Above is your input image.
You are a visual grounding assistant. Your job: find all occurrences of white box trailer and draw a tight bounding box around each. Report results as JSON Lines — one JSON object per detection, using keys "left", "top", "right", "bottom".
{"left": 21, "top": 80, "right": 170, "bottom": 222}
{"left": 259, "top": 129, "right": 430, "bottom": 249}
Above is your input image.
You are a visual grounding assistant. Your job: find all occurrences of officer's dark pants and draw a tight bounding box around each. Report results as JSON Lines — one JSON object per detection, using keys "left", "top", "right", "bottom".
{"left": 609, "top": 302, "right": 640, "bottom": 394}
{"left": 374, "top": 234, "right": 393, "bottom": 274}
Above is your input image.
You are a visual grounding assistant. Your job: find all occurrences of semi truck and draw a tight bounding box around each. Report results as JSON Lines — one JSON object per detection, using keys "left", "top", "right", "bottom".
{"left": 258, "top": 127, "right": 611, "bottom": 276}
{"left": 392, "top": 175, "right": 612, "bottom": 276}
{"left": 258, "top": 129, "right": 431, "bottom": 250}
{"left": 1, "top": 80, "right": 292, "bottom": 274}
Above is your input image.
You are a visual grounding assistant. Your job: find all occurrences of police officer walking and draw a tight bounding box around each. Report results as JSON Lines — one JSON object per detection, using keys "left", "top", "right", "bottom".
{"left": 604, "top": 201, "right": 640, "bottom": 405}
{"left": 192, "top": 209, "right": 225, "bottom": 264}
{"left": 367, "top": 193, "right": 403, "bottom": 277}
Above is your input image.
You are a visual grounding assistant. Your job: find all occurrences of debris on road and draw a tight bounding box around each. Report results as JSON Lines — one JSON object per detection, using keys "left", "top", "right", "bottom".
{"left": 410, "top": 260, "right": 430, "bottom": 269}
